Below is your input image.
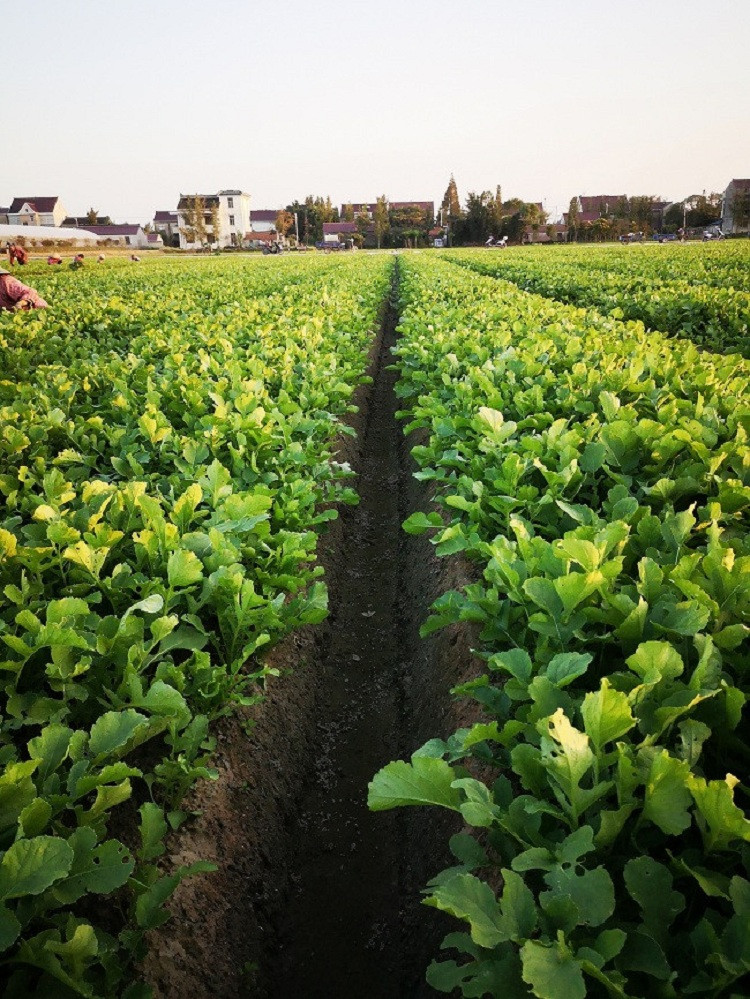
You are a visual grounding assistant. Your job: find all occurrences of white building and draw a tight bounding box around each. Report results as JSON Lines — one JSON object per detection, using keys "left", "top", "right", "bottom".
{"left": 153, "top": 210, "right": 179, "bottom": 246}
{"left": 81, "top": 224, "right": 149, "bottom": 248}
{"left": 8, "top": 196, "right": 67, "bottom": 227}
{"left": 176, "top": 190, "right": 251, "bottom": 249}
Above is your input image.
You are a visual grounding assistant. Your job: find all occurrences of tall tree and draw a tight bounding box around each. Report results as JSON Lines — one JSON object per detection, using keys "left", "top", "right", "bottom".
{"left": 342, "top": 203, "right": 354, "bottom": 222}
{"left": 209, "top": 201, "right": 221, "bottom": 246}
{"left": 285, "top": 196, "right": 339, "bottom": 243}
{"left": 373, "top": 195, "right": 389, "bottom": 248}
{"left": 179, "top": 195, "right": 207, "bottom": 246}
{"left": 355, "top": 206, "right": 371, "bottom": 242}
{"left": 87, "top": 207, "right": 99, "bottom": 224}
{"left": 275, "top": 210, "right": 294, "bottom": 237}
{"left": 567, "top": 197, "right": 579, "bottom": 242}
{"left": 441, "top": 174, "right": 461, "bottom": 220}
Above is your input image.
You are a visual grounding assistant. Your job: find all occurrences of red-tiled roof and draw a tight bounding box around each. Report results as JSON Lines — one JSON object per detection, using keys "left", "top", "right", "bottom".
{"left": 323, "top": 222, "right": 357, "bottom": 234}
{"left": 250, "top": 210, "right": 281, "bottom": 222}
{"left": 81, "top": 225, "right": 142, "bottom": 236}
{"left": 9, "top": 196, "right": 60, "bottom": 213}
{"left": 245, "top": 230, "right": 276, "bottom": 242}
{"left": 154, "top": 210, "right": 178, "bottom": 222}
{"left": 577, "top": 211, "right": 604, "bottom": 224}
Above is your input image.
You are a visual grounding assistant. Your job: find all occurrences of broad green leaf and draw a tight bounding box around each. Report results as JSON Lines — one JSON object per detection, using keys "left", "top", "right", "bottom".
{"left": 553, "top": 572, "right": 603, "bottom": 615}
{"left": 689, "top": 774, "right": 750, "bottom": 851}
{"left": 489, "top": 648, "right": 533, "bottom": 684}
{"left": 626, "top": 641, "right": 684, "bottom": 685}
{"left": 581, "top": 679, "right": 635, "bottom": 752}
{"left": 368, "top": 756, "right": 461, "bottom": 811}
{"left": 642, "top": 750, "right": 693, "bottom": 835}
{"left": 542, "top": 866, "right": 615, "bottom": 927}
{"left": 557, "top": 826, "right": 596, "bottom": 866}
{"left": 521, "top": 939, "right": 586, "bottom": 999}
{"left": 425, "top": 874, "right": 507, "bottom": 947}
{"left": 0, "top": 762, "right": 39, "bottom": 833}
{"left": 540, "top": 709, "right": 594, "bottom": 816}
{"left": 167, "top": 548, "right": 204, "bottom": 588}
{"left": 624, "top": 856, "right": 685, "bottom": 940}
{"left": 18, "top": 799, "right": 52, "bottom": 838}
{"left": 123, "top": 594, "right": 164, "bottom": 619}
{"left": 544, "top": 652, "right": 591, "bottom": 689}
{"left": 677, "top": 719, "right": 712, "bottom": 767}
{"left": 88, "top": 709, "right": 150, "bottom": 760}
{"left": 139, "top": 802, "right": 168, "bottom": 862}
{"left": 27, "top": 725, "right": 73, "bottom": 784}
{"left": 618, "top": 930, "right": 672, "bottom": 980}
{"left": 402, "top": 511, "right": 443, "bottom": 535}
{"left": 477, "top": 406, "right": 505, "bottom": 433}
{"left": 0, "top": 905, "right": 21, "bottom": 952}
{"left": 499, "top": 869, "right": 538, "bottom": 941}
{"left": 0, "top": 836, "right": 74, "bottom": 899}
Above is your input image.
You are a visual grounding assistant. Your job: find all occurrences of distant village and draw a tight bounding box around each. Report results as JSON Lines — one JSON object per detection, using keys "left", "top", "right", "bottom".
{"left": 1, "top": 177, "right": 748, "bottom": 251}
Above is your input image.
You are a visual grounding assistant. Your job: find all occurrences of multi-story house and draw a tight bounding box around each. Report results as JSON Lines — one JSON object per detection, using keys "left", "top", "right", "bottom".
{"left": 176, "top": 190, "right": 251, "bottom": 249}
{"left": 152, "top": 211, "right": 180, "bottom": 246}
{"left": 8, "top": 196, "right": 67, "bottom": 227}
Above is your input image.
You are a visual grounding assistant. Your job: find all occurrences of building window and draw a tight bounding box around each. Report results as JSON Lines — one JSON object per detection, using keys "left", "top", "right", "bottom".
{"left": 229, "top": 215, "right": 235, "bottom": 226}
{"left": 227, "top": 197, "right": 234, "bottom": 209}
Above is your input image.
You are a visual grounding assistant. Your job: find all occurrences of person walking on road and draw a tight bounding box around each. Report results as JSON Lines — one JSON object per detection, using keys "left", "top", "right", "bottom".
{"left": 0, "top": 267, "right": 48, "bottom": 311}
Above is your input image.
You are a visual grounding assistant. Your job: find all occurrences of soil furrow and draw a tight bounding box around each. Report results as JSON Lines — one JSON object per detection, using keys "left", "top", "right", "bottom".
{"left": 144, "top": 260, "right": 482, "bottom": 998}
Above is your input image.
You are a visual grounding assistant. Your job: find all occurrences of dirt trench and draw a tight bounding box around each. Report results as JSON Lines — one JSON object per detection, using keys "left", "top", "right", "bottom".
{"left": 144, "top": 262, "right": 482, "bottom": 999}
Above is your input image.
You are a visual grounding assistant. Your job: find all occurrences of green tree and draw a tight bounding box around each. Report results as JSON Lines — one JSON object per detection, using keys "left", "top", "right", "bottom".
{"left": 179, "top": 195, "right": 207, "bottom": 247}
{"left": 389, "top": 205, "right": 430, "bottom": 247}
{"left": 285, "top": 196, "right": 339, "bottom": 244}
{"left": 209, "top": 201, "right": 221, "bottom": 246}
{"left": 87, "top": 207, "right": 99, "bottom": 224}
{"left": 374, "top": 195, "right": 389, "bottom": 248}
{"left": 355, "top": 206, "right": 371, "bottom": 243}
{"left": 441, "top": 174, "right": 461, "bottom": 221}
{"left": 567, "top": 197, "right": 579, "bottom": 242}
{"left": 342, "top": 203, "right": 354, "bottom": 222}
{"left": 490, "top": 185, "right": 504, "bottom": 236}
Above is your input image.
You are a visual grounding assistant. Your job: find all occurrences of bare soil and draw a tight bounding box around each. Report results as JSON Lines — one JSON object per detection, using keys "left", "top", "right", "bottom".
{"left": 143, "top": 263, "right": 483, "bottom": 998}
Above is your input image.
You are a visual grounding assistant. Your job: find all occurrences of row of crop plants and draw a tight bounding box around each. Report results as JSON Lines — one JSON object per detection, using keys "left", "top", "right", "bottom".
{"left": 446, "top": 243, "right": 750, "bottom": 357}
{"left": 370, "top": 255, "right": 750, "bottom": 998}
{"left": 0, "top": 254, "right": 390, "bottom": 996}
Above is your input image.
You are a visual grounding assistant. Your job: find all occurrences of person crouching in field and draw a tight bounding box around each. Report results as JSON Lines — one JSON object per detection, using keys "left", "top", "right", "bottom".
{"left": 7, "top": 242, "right": 28, "bottom": 266}
{"left": 0, "top": 267, "right": 48, "bottom": 311}
{"left": 47, "top": 254, "right": 63, "bottom": 265}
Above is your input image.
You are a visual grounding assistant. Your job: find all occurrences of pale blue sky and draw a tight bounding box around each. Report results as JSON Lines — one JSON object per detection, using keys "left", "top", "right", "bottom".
{"left": 5, "top": 0, "right": 750, "bottom": 222}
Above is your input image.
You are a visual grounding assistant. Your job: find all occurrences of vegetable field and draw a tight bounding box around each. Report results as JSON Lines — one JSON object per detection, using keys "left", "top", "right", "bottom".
{"left": 1, "top": 243, "right": 749, "bottom": 998}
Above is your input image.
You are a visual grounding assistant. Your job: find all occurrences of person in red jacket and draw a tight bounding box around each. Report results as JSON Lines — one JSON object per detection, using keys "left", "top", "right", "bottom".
{"left": 6, "top": 242, "right": 29, "bottom": 266}
{"left": 0, "top": 267, "right": 48, "bottom": 311}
